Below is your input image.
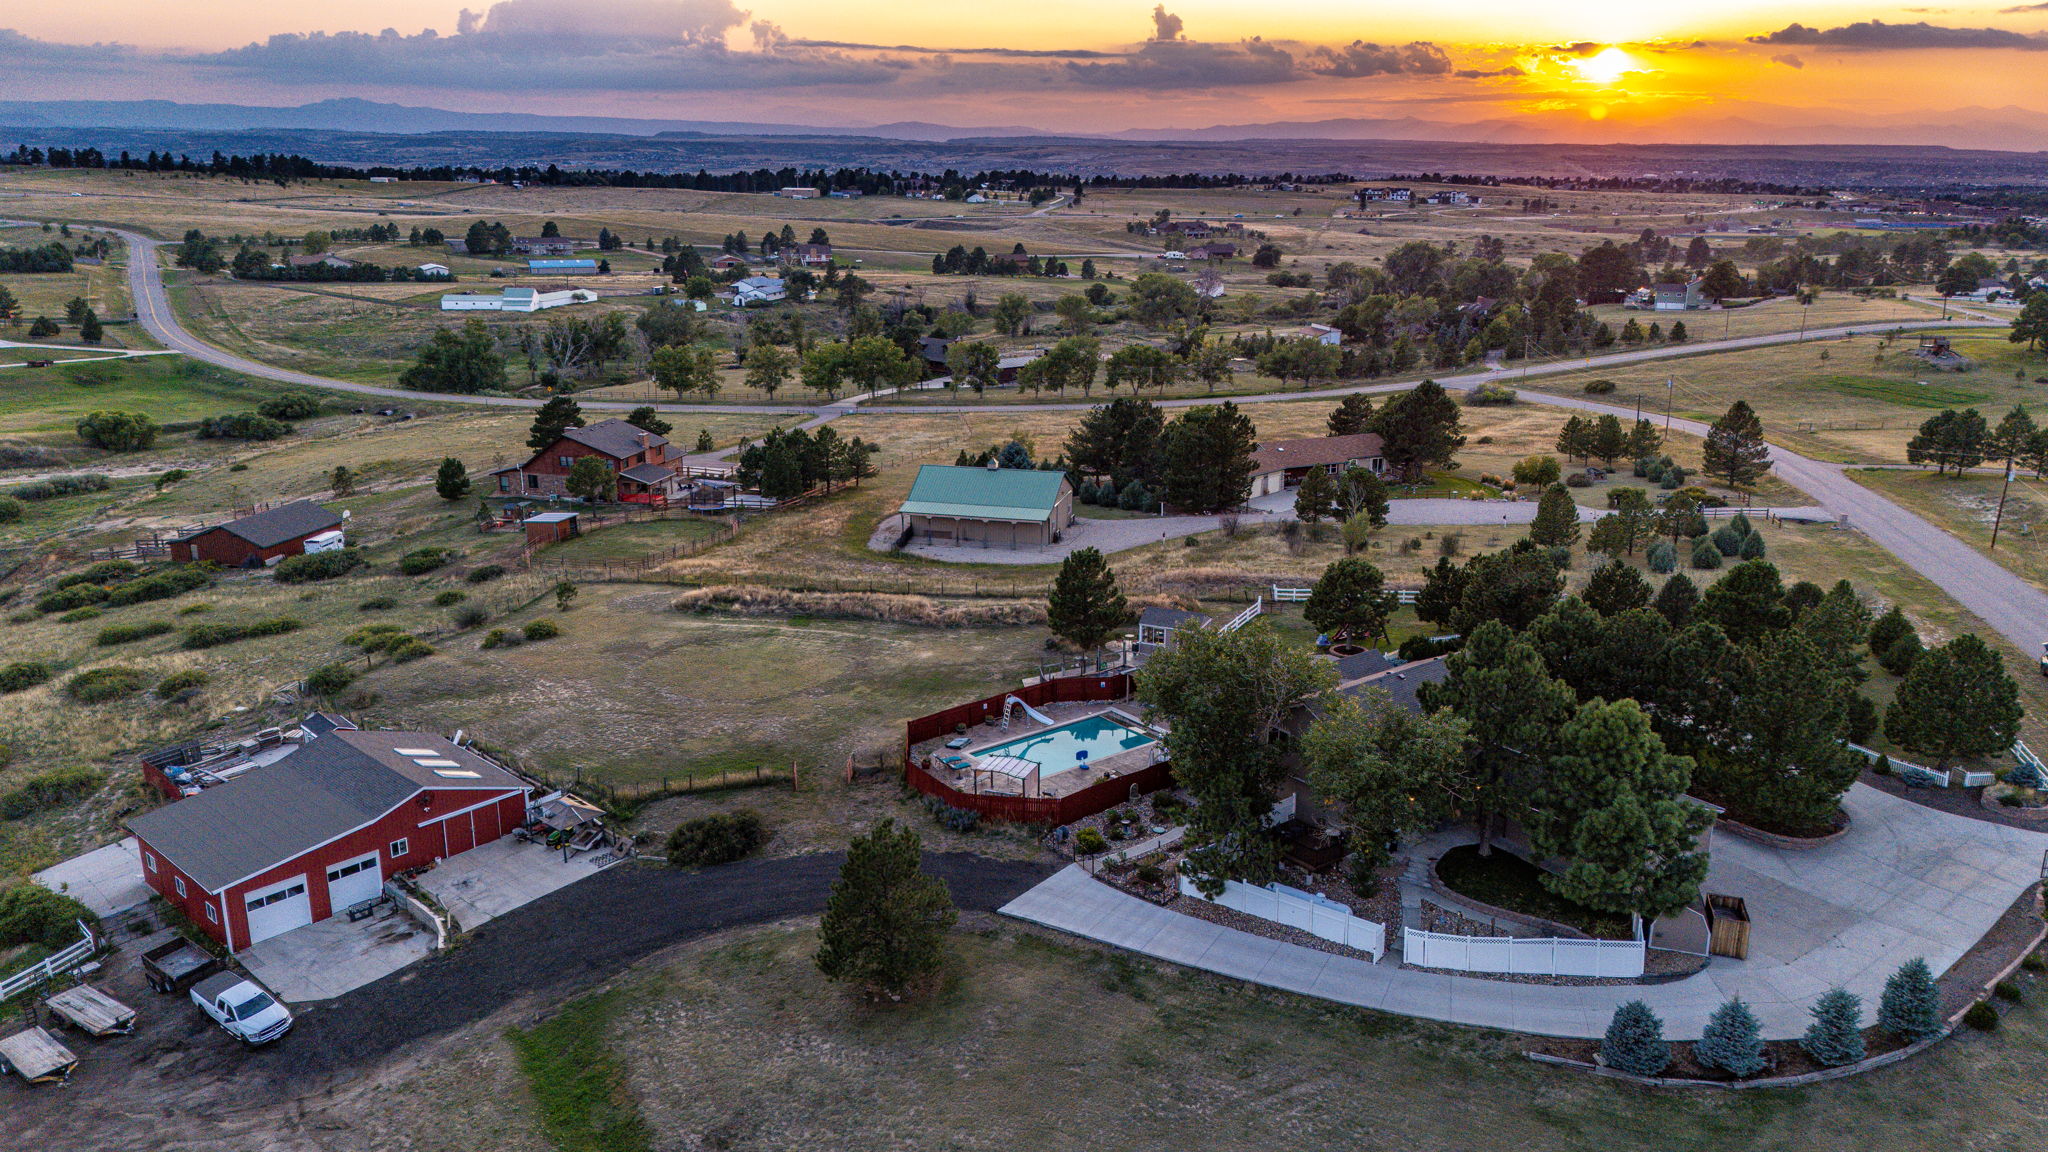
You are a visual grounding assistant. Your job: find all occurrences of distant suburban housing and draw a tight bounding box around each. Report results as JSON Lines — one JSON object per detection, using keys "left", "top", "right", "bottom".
{"left": 169, "top": 500, "right": 344, "bottom": 567}
{"left": 1303, "top": 322, "right": 1343, "bottom": 346}
{"left": 527, "top": 258, "right": 599, "bottom": 276}
{"left": 493, "top": 418, "right": 682, "bottom": 502}
{"left": 775, "top": 187, "right": 821, "bottom": 199}
{"left": 1423, "top": 190, "right": 1480, "bottom": 206}
{"left": 130, "top": 727, "right": 530, "bottom": 951}
{"left": 897, "top": 463, "right": 1076, "bottom": 549}
{"left": 827, "top": 188, "right": 864, "bottom": 199}
{"left": 1357, "top": 187, "right": 1412, "bottom": 203}
{"left": 285, "top": 253, "right": 354, "bottom": 270}
{"left": 1631, "top": 278, "right": 1707, "bottom": 310}
{"left": 710, "top": 254, "right": 748, "bottom": 271}
{"left": 440, "top": 287, "right": 597, "bottom": 312}
{"left": 1962, "top": 277, "right": 2019, "bottom": 303}
{"left": 1248, "top": 433, "right": 1386, "bottom": 497}
{"left": 729, "top": 276, "right": 788, "bottom": 306}
{"left": 779, "top": 242, "right": 833, "bottom": 268}
{"left": 1186, "top": 242, "right": 1238, "bottom": 260}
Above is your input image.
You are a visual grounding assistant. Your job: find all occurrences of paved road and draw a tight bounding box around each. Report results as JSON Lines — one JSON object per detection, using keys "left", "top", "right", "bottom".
{"left": 1003, "top": 783, "right": 2048, "bottom": 1040}
{"left": 109, "top": 226, "right": 2047, "bottom": 657}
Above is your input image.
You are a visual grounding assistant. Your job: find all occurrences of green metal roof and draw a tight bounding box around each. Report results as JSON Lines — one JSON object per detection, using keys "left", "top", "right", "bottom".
{"left": 899, "top": 465, "right": 1066, "bottom": 522}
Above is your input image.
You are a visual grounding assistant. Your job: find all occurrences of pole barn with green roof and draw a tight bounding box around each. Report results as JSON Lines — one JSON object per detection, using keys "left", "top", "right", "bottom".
{"left": 896, "top": 463, "right": 1075, "bottom": 550}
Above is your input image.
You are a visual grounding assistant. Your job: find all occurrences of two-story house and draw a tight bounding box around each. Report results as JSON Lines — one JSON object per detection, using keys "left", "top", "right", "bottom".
{"left": 491, "top": 418, "right": 682, "bottom": 503}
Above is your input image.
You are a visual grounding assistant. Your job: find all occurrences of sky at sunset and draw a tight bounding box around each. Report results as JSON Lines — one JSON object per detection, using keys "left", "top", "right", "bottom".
{"left": 2, "top": 0, "right": 2047, "bottom": 143}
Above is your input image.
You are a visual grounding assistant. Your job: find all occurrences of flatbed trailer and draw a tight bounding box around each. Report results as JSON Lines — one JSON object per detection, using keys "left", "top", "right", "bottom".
{"left": 0, "top": 1027, "right": 79, "bottom": 1085}
{"left": 44, "top": 984, "right": 136, "bottom": 1037}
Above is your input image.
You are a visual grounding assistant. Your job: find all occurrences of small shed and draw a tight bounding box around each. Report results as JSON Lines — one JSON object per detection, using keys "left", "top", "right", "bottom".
{"left": 0, "top": 1027, "right": 78, "bottom": 1085}
{"left": 523, "top": 511, "right": 580, "bottom": 546}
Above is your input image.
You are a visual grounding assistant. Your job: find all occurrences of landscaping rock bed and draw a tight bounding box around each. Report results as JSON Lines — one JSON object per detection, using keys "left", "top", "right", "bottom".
{"left": 1167, "top": 892, "right": 1381, "bottom": 965}
{"left": 1859, "top": 765, "right": 2041, "bottom": 829}
{"left": 1051, "top": 788, "right": 1190, "bottom": 863}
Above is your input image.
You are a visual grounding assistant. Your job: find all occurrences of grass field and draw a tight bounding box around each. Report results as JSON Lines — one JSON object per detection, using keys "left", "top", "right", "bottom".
{"left": 1849, "top": 468, "right": 2048, "bottom": 597}
{"left": 353, "top": 917, "right": 2048, "bottom": 1152}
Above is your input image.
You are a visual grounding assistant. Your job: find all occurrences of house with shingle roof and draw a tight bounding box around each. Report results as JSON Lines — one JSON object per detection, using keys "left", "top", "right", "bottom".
{"left": 128, "top": 728, "right": 530, "bottom": 951}
{"left": 1248, "top": 433, "right": 1385, "bottom": 497}
{"left": 896, "top": 463, "right": 1075, "bottom": 549}
{"left": 493, "top": 417, "right": 682, "bottom": 503}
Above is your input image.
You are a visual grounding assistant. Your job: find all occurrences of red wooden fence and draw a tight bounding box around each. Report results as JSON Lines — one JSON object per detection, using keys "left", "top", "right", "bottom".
{"left": 902, "top": 674, "right": 1174, "bottom": 825}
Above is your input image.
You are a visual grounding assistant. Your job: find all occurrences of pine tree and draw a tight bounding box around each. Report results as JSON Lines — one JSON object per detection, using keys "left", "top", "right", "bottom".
{"left": 1696, "top": 998, "right": 1768, "bottom": 1077}
{"left": 527, "top": 395, "right": 585, "bottom": 449}
{"left": 1529, "top": 483, "right": 1581, "bottom": 547}
{"left": 1703, "top": 400, "right": 1772, "bottom": 488}
{"left": 1802, "top": 988, "right": 1866, "bottom": 1067}
{"left": 1046, "top": 547, "right": 1130, "bottom": 655}
{"left": 814, "top": 819, "right": 958, "bottom": 1001}
{"left": 1645, "top": 537, "right": 1677, "bottom": 574}
{"left": 1157, "top": 402, "right": 1258, "bottom": 514}
{"left": 1652, "top": 572, "right": 1698, "bottom": 626}
{"left": 1293, "top": 464, "right": 1338, "bottom": 526}
{"left": 1376, "top": 380, "right": 1465, "bottom": 482}
{"left": 1556, "top": 415, "right": 1592, "bottom": 462}
{"left": 1877, "top": 957, "right": 1942, "bottom": 1042}
{"left": 1690, "top": 536, "right": 1722, "bottom": 570}
{"left": 1327, "top": 393, "right": 1376, "bottom": 436}
{"left": 1867, "top": 605, "right": 1914, "bottom": 658}
{"left": 1625, "top": 418, "right": 1663, "bottom": 460}
{"left": 78, "top": 309, "right": 103, "bottom": 344}
{"left": 1419, "top": 622, "right": 1578, "bottom": 854}
{"left": 1583, "top": 558, "right": 1651, "bottom": 616}
{"left": 434, "top": 457, "right": 470, "bottom": 500}
{"left": 1739, "top": 531, "right": 1767, "bottom": 560}
{"left": 1304, "top": 558, "right": 1397, "bottom": 644}
{"left": 1878, "top": 629, "right": 1923, "bottom": 676}
{"left": 1600, "top": 1000, "right": 1671, "bottom": 1076}
{"left": 1884, "top": 634, "right": 2024, "bottom": 768}
{"left": 1698, "top": 559, "right": 1789, "bottom": 645}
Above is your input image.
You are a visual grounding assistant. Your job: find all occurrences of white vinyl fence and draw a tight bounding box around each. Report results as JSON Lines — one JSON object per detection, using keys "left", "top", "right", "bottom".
{"left": 1180, "top": 876, "right": 1387, "bottom": 960}
{"left": 1402, "top": 928, "right": 1645, "bottom": 978}
{"left": 0, "top": 921, "right": 97, "bottom": 1003}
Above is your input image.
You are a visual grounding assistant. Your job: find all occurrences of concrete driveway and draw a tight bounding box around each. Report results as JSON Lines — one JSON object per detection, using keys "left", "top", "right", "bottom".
{"left": 240, "top": 903, "right": 434, "bottom": 1003}
{"left": 416, "top": 836, "right": 618, "bottom": 929}
{"left": 1002, "top": 782, "right": 2048, "bottom": 1040}
{"left": 33, "top": 838, "right": 152, "bottom": 918}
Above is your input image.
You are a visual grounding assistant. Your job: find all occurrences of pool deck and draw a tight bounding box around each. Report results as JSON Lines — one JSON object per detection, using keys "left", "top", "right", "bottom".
{"left": 910, "top": 700, "right": 1166, "bottom": 800}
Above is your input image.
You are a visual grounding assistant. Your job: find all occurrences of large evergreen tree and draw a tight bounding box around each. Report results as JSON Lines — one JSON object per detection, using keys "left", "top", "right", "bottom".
{"left": 1884, "top": 634, "right": 2024, "bottom": 768}
{"left": 1136, "top": 625, "right": 1336, "bottom": 891}
{"left": 1293, "top": 464, "right": 1338, "bottom": 527}
{"left": 1157, "top": 402, "right": 1258, "bottom": 513}
{"left": 1376, "top": 380, "right": 1465, "bottom": 482}
{"left": 1327, "top": 393, "right": 1376, "bottom": 436}
{"left": 1652, "top": 573, "right": 1698, "bottom": 627}
{"left": 1447, "top": 540, "right": 1567, "bottom": 635}
{"left": 1528, "top": 698, "right": 1711, "bottom": 919}
{"left": 1301, "top": 687, "right": 1469, "bottom": 890}
{"left": 814, "top": 819, "right": 958, "bottom": 1001}
{"left": 527, "top": 394, "right": 585, "bottom": 449}
{"left": 1583, "top": 558, "right": 1652, "bottom": 616}
{"left": 1702, "top": 400, "right": 1771, "bottom": 488}
{"left": 1418, "top": 621, "right": 1577, "bottom": 853}
{"left": 1064, "top": 396, "right": 1165, "bottom": 486}
{"left": 401, "top": 318, "right": 507, "bottom": 394}
{"left": 434, "top": 457, "right": 470, "bottom": 501}
{"left": 1529, "top": 483, "right": 1581, "bottom": 548}
{"left": 1697, "top": 560, "right": 1790, "bottom": 646}
{"left": 1303, "top": 558, "right": 1397, "bottom": 644}
{"left": 1045, "top": 547, "right": 1130, "bottom": 655}
{"left": 1707, "top": 633, "right": 1861, "bottom": 831}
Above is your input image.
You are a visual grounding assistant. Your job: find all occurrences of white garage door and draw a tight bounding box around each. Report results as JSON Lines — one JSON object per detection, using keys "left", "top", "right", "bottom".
{"left": 243, "top": 875, "right": 311, "bottom": 945}
{"left": 325, "top": 852, "right": 383, "bottom": 911}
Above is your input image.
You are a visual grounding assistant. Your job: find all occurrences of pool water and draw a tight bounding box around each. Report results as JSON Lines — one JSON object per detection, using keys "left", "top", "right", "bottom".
{"left": 974, "top": 714, "right": 1158, "bottom": 777}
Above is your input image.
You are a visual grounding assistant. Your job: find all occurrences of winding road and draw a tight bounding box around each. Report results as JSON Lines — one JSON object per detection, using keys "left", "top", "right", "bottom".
{"left": 110, "top": 228, "right": 2048, "bottom": 659}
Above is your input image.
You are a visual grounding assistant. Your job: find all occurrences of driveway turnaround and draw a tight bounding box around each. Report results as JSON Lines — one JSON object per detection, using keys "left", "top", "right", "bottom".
{"left": 1000, "top": 783, "right": 2048, "bottom": 1040}
{"left": 417, "top": 835, "right": 619, "bottom": 928}
{"left": 239, "top": 904, "right": 434, "bottom": 1003}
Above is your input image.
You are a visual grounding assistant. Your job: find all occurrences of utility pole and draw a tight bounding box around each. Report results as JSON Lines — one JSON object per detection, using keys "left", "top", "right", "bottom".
{"left": 1990, "top": 463, "right": 2016, "bottom": 551}
{"left": 1664, "top": 376, "right": 1674, "bottom": 434}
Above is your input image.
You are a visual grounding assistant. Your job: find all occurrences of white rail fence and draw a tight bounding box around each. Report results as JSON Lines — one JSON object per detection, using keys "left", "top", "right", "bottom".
{"left": 1179, "top": 876, "right": 1387, "bottom": 961}
{"left": 1847, "top": 743, "right": 1997, "bottom": 789}
{"left": 1271, "top": 585, "right": 1419, "bottom": 605}
{"left": 1402, "top": 928, "right": 1646, "bottom": 978}
{"left": 1218, "top": 597, "right": 1263, "bottom": 633}
{"left": 0, "top": 921, "right": 97, "bottom": 1003}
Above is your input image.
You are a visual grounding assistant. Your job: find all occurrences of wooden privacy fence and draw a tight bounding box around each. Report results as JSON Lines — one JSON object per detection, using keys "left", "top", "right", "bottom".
{"left": 1180, "top": 876, "right": 1387, "bottom": 960}
{"left": 532, "top": 764, "right": 791, "bottom": 811}
{"left": 1402, "top": 928, "right": 1646, "bottom": 978}
{"left": 909, "top": 757, "right": 1173, "bottom": 826}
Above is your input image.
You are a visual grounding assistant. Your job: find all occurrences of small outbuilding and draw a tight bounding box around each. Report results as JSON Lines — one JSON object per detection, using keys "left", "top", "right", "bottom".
{"left": 523, "top": 511, "right": 581, "bottom": 546}
{"left": 169, "top": 501, "right": 344, "bottom": 568}
{"left": 897, "top": 463, "right": 1074, "bottom": 549}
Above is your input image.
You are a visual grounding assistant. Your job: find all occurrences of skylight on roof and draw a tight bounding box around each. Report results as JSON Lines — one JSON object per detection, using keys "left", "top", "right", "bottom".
{"left": 392, "top": 747, "right": 438, "bottom": 756}
{"left": 413, "top": 758, "right": 462, "bottom": 768}
{"left": 433, "top": 768, "right": 482, "bottom": 779}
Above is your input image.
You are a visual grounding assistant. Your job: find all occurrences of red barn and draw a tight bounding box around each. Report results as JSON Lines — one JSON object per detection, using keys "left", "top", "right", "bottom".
{"left": 168, "top": 500, "right": 343, "bottom": 567}
{"left": 127, "top": 729, "right": 531, "bottom": 952}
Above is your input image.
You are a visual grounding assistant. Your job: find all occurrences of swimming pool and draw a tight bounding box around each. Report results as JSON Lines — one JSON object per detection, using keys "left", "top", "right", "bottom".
{"left": 972, "top": 714, "right": 1158, "bottom": 777}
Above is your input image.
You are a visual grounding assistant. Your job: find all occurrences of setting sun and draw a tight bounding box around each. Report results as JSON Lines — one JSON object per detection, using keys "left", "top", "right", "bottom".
{"left": 1569, "top": 45, "right": 1638, "bottom": 85}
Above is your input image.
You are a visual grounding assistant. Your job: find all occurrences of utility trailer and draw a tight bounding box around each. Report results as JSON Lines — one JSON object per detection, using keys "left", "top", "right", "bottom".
{"left": 141, "top": 937, "right": 221, "bottom": 995}
{"left": 43, "top": 984, "right": 136, "bottom": 1037}
{"left": 0, "top": 1027, "right": 79, "bottom": 1085}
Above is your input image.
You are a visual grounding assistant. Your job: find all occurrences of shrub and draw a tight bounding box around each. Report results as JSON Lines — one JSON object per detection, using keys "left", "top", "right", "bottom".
{"left": 305, "top": 662, "right": 357, "bottom": 696}
{"left": 178, "top": 603, "right": 211, "bottom": 615}
{"left": 523, "top": 618, "right": 561, "bottom": 641}
{"left": 1844, "top": 693, "right": 1880, "bottom": 744}
{"left": 1878, "top": 957, "right": 1942, "bottom": 1041}
{"left": 60, "top": 559, "right": 138, "bottom": 587}
{"left": 0, "top": 885, "right": 100, "bottom": 951}
{"left": 105, "top": 567, "right": 210, "bottom": 605}
{"left": 256, "top": 392, "right": 321, "bottom": 421}
{"left": 920, "top": 795, "right": 980, "bottom": 833}
{"left": 274, "top": 550, "right": 364, "bottom": 583}
{"left": 480, "top": 628, "right": 516, "bottom": 649}
{"left": 1467, "top": 382, "right": 1517, "bottom": 406}
{"left": 398, "top": 547, "right": 456, "bottom": 575}
{"left": 388, "top": 637, "right": 436, "bottom": 662}
{"left": 1583, "top": 379, "right": 1617, "bottom": 394}
{"left": 345, "top": 623, "right": 407, "bottom": 649}
{"left": 1690, "top": 537, "right": 1723, "bottom": 570}
{"left": 1646, "top": 539, "right": 1678, "bottom": 574}
{"left": 1739, "top": 531, "right": 1767, "bottom": 560}
{"left": 665, "top": 810, "right": 769, "bottom": 867}
{"left": 75, "top": 410, "right": 158, "bottom": 452}
{"left": 36, "top": 583, "right": 108, "bottom": 614}
{"left": 358, "top": 597, "right": 397, "bottom": 611}
{"left": 197, "top": 412, "right": 291, "bottom": 441}
{"left": 58, "top": 607, "right": 102, "bottom": 623}
{"left": 0, "top": 496, "right": 22, "bottom": 523}
{"left": 465, "top": 564, "right": 507, "bottom": 584}
{"left": 1964, "top": 1001, "right": 1999, "bottom": 1030}
{"left": 1511, "top": 455, "right": 1561, "bottom": 489}
{"left": 1073, "top": 827, "right": 1108, "bottom": 855}
{"left": 1878, "top": 631, "right": 1923, "bottom": 676}
{"left": 183, "top": 616, "right": 301, "bottom": 649}
{"left": 8, "top": 473, "right": 108, "bottom": 501}
{"left": 1397, "top": 634, "right": 1463, "bottom": 662}
{"left": 452, "top": 605, "right": 489, "bottom": 629}
{"left": 1712, "top": 525, "right": 1746, "bottom": 557}
{"left": 433, "top": 590, "right": 467, "bottom": 606}
{"left": 1801, "top": 988, "right": 1866, "bottom": 1067}
{"left": 1695, "top": 998, "right": 1767, "bottom": 1077}
{"left": 154, "top": 669, "right": 210, "bottom": 700}
{"left": 2024, "top": 951, "right": 2047, "bottom": 974}
{"left": 1873, "top": 754, "right": 1892, "bottom": 776}
{"left": 97, "top": 620, "right": 174, "bottom": 645}
{"left": 1600, "top": 1001, "right": 1670, "bottom": 1076}
{"left": 1995, "top": 979, "right": 2025, "bottom": 1004}
{"left": 0, "top": 766, "right": 106, "bottom": 819}
{"left": 0, "top": 661, "right": 53, "bottom": 693}
{"left": 66, "top": 666, "right": 146, "bottom": 703}
{"left": 1563, "top": 471, "right": 1591, "bottom": 488}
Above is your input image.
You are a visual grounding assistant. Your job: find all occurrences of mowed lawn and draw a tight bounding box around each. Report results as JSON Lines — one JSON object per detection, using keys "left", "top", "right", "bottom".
{"left": 359, "top": 921, "right": 2048, "bottom": 1152}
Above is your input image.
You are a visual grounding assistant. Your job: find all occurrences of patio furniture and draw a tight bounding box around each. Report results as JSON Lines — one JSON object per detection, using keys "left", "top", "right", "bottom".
{"left": 945, "top": 736, "right": 973, "bottom": 750}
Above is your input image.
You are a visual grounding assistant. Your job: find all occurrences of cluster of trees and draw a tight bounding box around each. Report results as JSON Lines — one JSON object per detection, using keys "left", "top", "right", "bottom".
{"left": 0, "top": 242, "right": 74, "bottom": 273}
{"left": 1556, "top": 413, "right": 1664, "bottom": 468}
{"left": 732, "top": 424, "right": 880, "bottom": 499}
{"left": 1059, "top": 397, "right": 1256, "bottom": 514}
{"left": 226, "top": 248, "right": 451, "bottom": 282}
{"left": 1907, "top": 405, "right": 2047, "bottom": 476}
{"left": 929, "top": 243, "right": 1069, "bottom": 278}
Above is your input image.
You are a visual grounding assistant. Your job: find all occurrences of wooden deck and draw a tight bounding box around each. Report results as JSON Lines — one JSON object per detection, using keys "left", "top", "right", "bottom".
{"left": 44, "top": 984, "right": 136, "bottom": 1036}
{"left": 0, "top": 1026, "right": 78, "bottom": 1084}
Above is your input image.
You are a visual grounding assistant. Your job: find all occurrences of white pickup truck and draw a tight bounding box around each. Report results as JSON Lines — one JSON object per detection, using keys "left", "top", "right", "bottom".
{"left": 190, "top": 971, "right": 293, "bottom": 1046}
